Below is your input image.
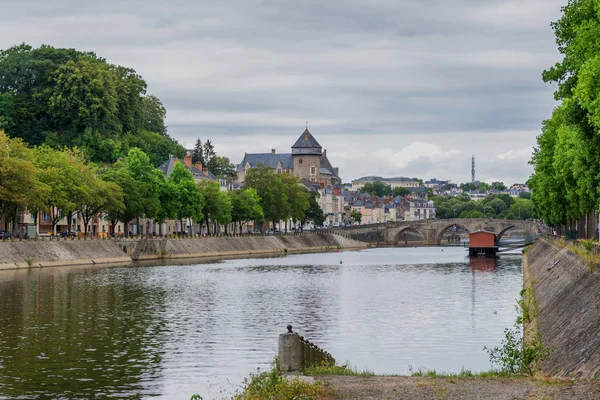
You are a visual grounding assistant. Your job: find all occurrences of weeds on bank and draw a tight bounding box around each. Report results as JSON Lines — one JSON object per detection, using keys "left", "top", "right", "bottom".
{"left": 484, "top": 284, "right": 553, "bottom": 377}
{"left": 229, "top": 358, "right": 327, "bottom": 400}
{"left": 409, "top": 366, "right": 508, "bottom": 379}
{"left": 555, "top": 238, "right": 600, "bottom": 272}
{"left": 304, "top": 360, "right": 374, "bottom": 377}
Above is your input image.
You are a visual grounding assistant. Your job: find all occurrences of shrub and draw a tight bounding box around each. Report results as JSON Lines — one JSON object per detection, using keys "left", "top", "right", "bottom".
{"left": 231, "top": 359, "right": 325, "bottom": 400}
{"left": 485, "top": 327, "right": 552, "bottom": 376}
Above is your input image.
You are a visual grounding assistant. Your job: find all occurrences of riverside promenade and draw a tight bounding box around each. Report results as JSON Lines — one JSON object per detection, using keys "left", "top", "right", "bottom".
{"left": 0, "top": 233, "right": 366, "bottom": 270}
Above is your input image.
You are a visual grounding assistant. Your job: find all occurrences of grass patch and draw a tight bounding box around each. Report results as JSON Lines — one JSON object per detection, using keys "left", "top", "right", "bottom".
{"left": 555, "top": 238, "right": 600, "bottom": 273}
{"left": 409, "top": 367, "right": 509, "bottom": 379}
{"left": 227, "top": 358, "right": 328, "bottom": 400}
{"left": 304, "top": 361, "right": 374, "bottom": 377}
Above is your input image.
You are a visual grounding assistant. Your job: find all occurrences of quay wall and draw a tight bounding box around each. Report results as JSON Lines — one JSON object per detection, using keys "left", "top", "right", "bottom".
{"left": 0, "top": 233, "right": 367, "bottom": 270}
{"left": 524, "top": 238, "right": 600, "bottom": 379}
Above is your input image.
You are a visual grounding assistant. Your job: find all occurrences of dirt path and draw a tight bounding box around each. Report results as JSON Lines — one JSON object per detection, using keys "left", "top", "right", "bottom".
{"left": 318, "top": 376, "right": 600, "bottom": 399}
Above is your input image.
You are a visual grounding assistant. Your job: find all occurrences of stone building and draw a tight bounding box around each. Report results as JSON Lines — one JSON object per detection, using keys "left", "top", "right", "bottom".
{"left": 237, "top": 129, "right": 340, "bottom": 187}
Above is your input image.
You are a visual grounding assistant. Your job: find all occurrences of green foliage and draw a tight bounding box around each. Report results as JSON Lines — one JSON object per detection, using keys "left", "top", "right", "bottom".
{"left": 303, "top": 191, "right": 326, "bottom": 227}
{"left": 198, "top": 180, "right": 232, "bottom": 234}
{"left": 350, "top": 209, "right": 362, "bottom": 224}
{"left": 0, "top": 43, "right": 180, "bottom": 166}
{"left": 304, "top": 360, "right": 374, "bottom": 377}
{"left": 230, "top": 188, "right": 264, "bottom": 231}
{"left": 491, "top": 181, "right": 507, "bottom": 191}
{"left": 432, "top": 194, "right": 530, "bottom": 220}
{"left": 168, "top": 163, "right": 204, "bottom": 231}
{"left": 360, "top": 181, "right": 392, "bottom": 197}
{"left": 531, "top": 1, "right": 600, "bottom": 226}
{"left": 519, "top": 191, "right": 531, "bottom": 199}
{"left": 409, "top": 367, "right": 507, "bottom": 378}
{"left": 485, "top": 327, "right": 552, "bottom": 376}
{"left": 232, "top": 359, "right": 325, "bottom": 400}
{"left": 392, "top": 187, "right": 411, "bottom": 197}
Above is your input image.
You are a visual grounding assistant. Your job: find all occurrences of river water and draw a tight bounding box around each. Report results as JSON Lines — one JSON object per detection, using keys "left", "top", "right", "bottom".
{"left": 0, "top": 247, "right": 522, "bottom": 399}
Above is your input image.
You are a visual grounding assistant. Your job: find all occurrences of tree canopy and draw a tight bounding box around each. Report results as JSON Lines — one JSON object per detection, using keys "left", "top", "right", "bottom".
{"left": 530, "top": 0, "right": 600, "bottom": 226}
{"left": 0, "top": 43, "right": 185, "bottom": 166}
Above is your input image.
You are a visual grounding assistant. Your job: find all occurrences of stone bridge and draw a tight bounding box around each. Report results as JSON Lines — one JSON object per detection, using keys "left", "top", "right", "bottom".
{"left": 338, "top": 219, "right": 541, "bottom": 245}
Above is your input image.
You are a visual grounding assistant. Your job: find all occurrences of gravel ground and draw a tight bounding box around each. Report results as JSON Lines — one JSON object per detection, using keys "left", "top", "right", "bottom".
{"left": 318, "top": 376, "right": 600, "bottom": 399}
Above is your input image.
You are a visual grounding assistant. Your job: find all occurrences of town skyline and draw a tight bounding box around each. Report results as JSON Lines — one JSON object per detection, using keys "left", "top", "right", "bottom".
{"left": 0, "top": 0, "right": 565, "bottom": 185}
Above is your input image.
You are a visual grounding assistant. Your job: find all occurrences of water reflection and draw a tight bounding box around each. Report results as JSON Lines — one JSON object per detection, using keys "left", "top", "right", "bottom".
{"left": 469, "top": 257, "right": 496, "bottom": 272}
{"left": 0, "top": 247, "right": 523, "bottom": 398}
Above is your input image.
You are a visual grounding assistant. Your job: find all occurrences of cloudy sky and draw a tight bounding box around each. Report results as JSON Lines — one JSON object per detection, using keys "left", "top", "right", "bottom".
{"left": 1, "top": 0, "right": 566, "bottom": 185}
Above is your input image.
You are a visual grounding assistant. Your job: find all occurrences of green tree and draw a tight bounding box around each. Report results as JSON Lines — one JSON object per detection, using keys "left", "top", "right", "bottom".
{"left": 244, "top": 165, "right": 288, "bottom": 230}
{"left": 141, "top": 94, "right": 166, "bottom": 135}
{"left": 48, "top": 59, "right": 120, "bottom": 133}
{"left": 491, "top": 181, "right": 507, "bottom": 191}
{"left": 208, "top": 155, "right": 237, "bottom": 180}
{"left": 360, "top": 181, "right": 392, "bottom": 197}
{"left": 198, "top": 180, "right": 232, "bottom": 234}
{"left": 203, "top": 139, "right": 216, "bottom": 167}
{"left": 229, "top": 188, "right": 264, "bottom": 233}
{"left": 0, "top": 133, "right": 48, "bottom": 233}
{"left": 350, "top": 209, "right": 362, "bottom": 224}
{"left": 281, "top": 173, "right": 309, "bottom": 231}
{"left": 505, "top": 199, "right": 534, "bottom": 220}
{"left": 168, "top": 162, "right": 204, "bottom": 235}
{"left": 75, "top": 165, "right": 124, "bottom": 237}
{"left": 519, "top": 191, "right": 531, "bottom": 199}
{"left": 303, "top": 191, "right": 326, "bottom": 227}
{"left": 458, "top": 210, "right": 485, "bottom": 219}
{"left": 35, "top": 146, "right": 89, "bottom": 234}
{"left": 192, "top": 139, "right": 205, "bottom": 165}
{"left": 392, "top": 187, "right": 411, "bottom": 197}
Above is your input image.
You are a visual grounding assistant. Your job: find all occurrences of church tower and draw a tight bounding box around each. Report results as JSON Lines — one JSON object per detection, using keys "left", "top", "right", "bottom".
{"left": 292, "top": 128, "right": 322, "bottom": 183}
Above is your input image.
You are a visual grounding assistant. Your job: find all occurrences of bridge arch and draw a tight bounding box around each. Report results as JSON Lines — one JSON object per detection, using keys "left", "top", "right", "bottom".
{"left": 496, "top": 225, "right": 517, "bottom": 242}
{"left": 436, "top": 223, "right": 471, "bottom": 244}
{"left": 394, "top": 226, "right": 425, "bottom": 244}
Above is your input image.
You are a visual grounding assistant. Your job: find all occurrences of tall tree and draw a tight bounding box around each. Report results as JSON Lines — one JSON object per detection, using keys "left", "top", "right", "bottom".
{"left": 243, "top": 165, "right": 288, "bottom": 230}
{"left": 141, "top": 95, "right": 167, "bottom": 135}
{"left": 198, "top": 180, "right": 232, "bottom": 234}
{"left": 192, "top": 139, "right": 205, "bottom": 165}
{"left": 203, "top": 139, "right": 216, "bottom": 167}
{"left": 35, "top": 146, "right": 89, "bottom": 234}
{"left": 361, "top": 181, "right": 392, "bottom": 197}
{"left": 168, "top": 162, "right": 204, "bottom": 235}
{"left": 303, "top": 191, "right": 325, "bottom": 228}
{"left": 74, "top": 165, "right": 124, "bottom": 237}
{"left": 0, "top": 133, "right": 48, "bottom": 233}
{"left": 229, "top": 188, "right": 264, "bottom": 233}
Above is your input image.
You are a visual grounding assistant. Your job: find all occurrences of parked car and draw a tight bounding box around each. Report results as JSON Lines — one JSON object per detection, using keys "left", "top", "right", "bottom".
{"left": 0, "top": 230, "right": 10, "bottom": 239}
{"left": 59, "top": 230, "right": 76, "bottom": 238}
{"left": 247, "top": 230, "right": 260, "bottom": 234}
{"left": 332, "top": 222, "right": 340, "bottom": 228}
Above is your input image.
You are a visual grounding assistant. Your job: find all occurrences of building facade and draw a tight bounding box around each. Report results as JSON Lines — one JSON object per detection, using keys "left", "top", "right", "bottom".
{"left": 237, "top": 129, "right": 341, "bottom": 187}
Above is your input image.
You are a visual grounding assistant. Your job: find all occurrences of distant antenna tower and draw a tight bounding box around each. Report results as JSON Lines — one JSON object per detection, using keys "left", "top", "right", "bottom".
{"left": 471, "top": 155, "right": 476, "bottom": 183}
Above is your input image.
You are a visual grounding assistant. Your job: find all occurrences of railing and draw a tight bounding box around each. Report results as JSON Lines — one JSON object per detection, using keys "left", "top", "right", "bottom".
{"left": 0, "top": 230, "right": 352, "bottom": 242}
{"left": 278, "top": 325, "right": 335, "bottom": 372}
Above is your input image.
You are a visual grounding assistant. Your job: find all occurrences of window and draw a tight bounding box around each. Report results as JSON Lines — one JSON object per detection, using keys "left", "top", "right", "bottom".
{"left": 42, "top": 212, "right": 51, "bottom": 223}
{"left": 310, "top": 166, "right": 316, "bottom": 175}
{"left": 277, "top": 168, "right": 282, "bottom": 174}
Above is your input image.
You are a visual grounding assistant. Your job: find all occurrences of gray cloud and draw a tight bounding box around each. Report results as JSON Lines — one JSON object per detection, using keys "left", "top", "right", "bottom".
{"left": 0, "top": 0, "right": 565, "bottom": 184}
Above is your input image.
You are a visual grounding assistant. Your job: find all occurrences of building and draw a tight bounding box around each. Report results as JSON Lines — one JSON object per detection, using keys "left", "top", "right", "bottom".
{"left": 424, "top": 178, "right": 451, "bottom": 189}
{"left": 351, "top": 176, "right": 419, "bottom": 191}
{"left": 236, "top": 129, "right": 341, "bottom": 187}
{"left": 403, "top": 199, "right": 435, "bottom": 221}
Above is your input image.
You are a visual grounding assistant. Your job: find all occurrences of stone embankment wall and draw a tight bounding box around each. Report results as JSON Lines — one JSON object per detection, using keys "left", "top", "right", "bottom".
{"left": 524, "top": 239, "right": 600, "bottom": 379}
{"left": 0, "top": 233, "right": 366, "bottom": 270}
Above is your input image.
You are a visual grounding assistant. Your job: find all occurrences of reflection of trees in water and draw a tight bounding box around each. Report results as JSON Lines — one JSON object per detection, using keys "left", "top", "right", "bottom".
{"left": 237, "top": 264, "right": 339, "bottom": 344}
{"left": 0, "top": 268, "right": 167, "bottom": 398}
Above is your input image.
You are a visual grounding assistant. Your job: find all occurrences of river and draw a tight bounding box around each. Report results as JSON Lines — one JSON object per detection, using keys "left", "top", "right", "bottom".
{"left": 0, "top": 247, "right": 522, "bottom": 399}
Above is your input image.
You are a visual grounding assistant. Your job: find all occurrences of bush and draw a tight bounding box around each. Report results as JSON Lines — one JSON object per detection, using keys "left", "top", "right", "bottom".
{"left": 485, "top": 327, "right": 552, "bottom": 376}
{"left": 230, "top": 359, "right": 325, "bottom": 400}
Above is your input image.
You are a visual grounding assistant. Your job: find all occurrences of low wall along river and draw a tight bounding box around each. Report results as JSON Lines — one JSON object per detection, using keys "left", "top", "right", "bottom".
{"left": 0, "top": 233, "right": 366, "bottom": 270}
